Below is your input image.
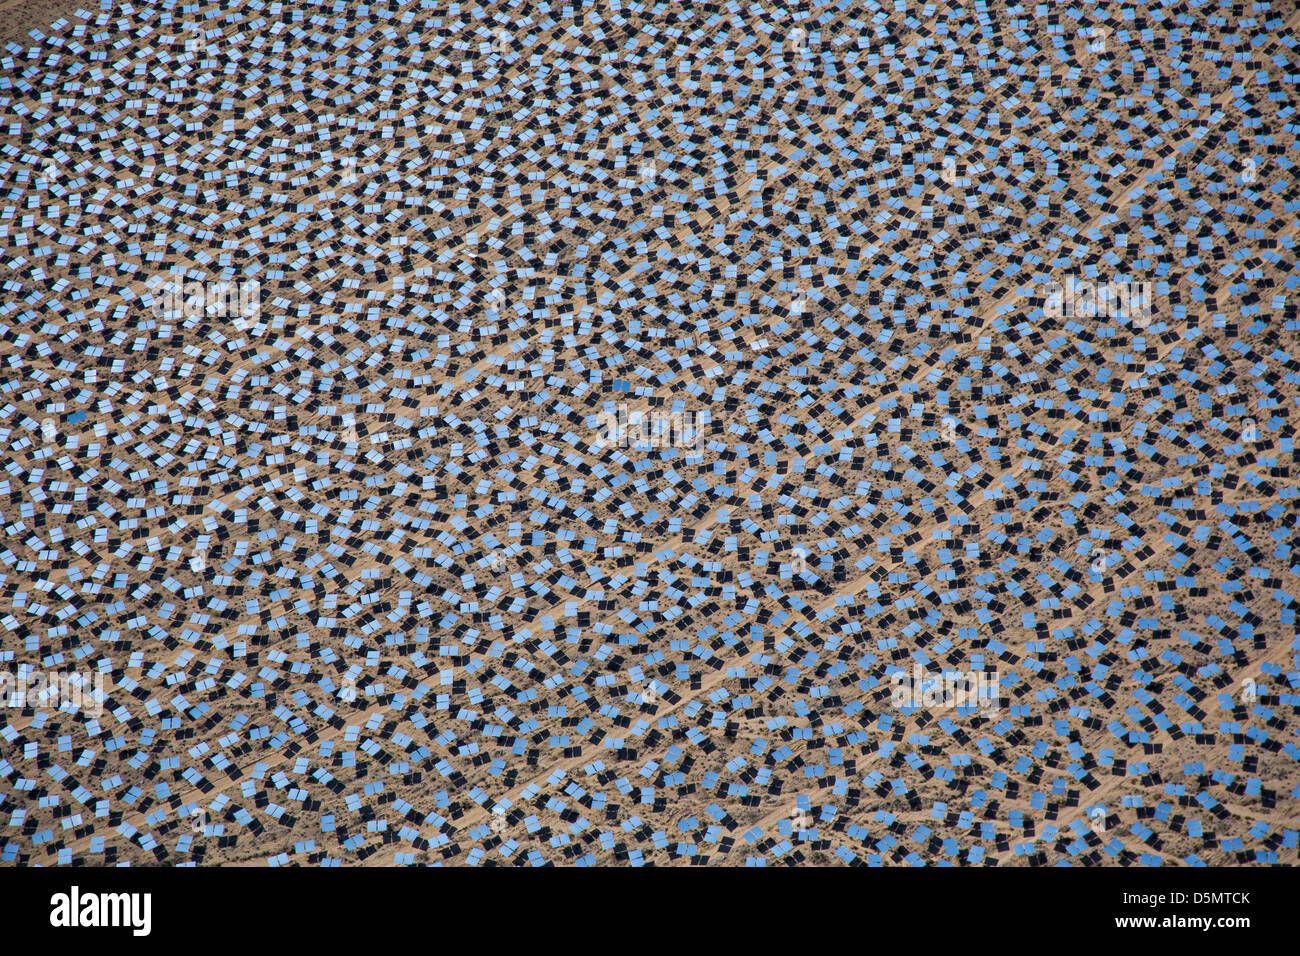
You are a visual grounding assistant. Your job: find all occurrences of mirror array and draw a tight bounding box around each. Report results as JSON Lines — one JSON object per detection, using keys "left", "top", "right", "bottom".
{"left": 1, "top": 0, "right": 1299, "bottom": 866}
